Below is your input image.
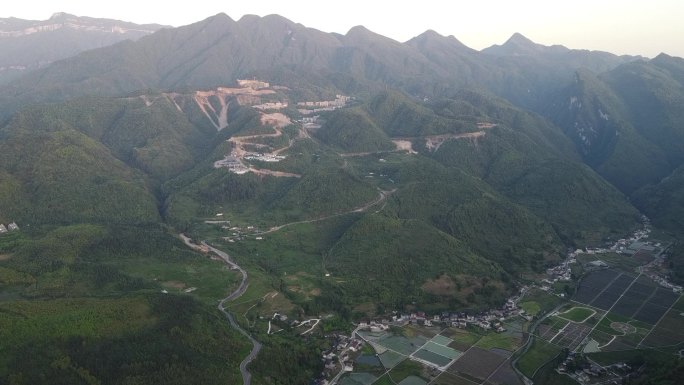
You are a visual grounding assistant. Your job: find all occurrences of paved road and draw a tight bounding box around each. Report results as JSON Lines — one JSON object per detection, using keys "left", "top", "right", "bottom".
{"left": 203, "top": 242, "right": 262, "bottom": 385}
{"left": 180, "top": 234, "right": 261, "bottom": 385}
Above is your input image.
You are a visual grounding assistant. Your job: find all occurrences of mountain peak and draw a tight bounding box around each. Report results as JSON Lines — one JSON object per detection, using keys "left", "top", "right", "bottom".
{"left": 345, "top": 25, "right": 399, "bottom": 44}
{"left": 347, "top": 25, "right": 371, "bottom": 35}
{"left": 204, "top": 12, "right": 235, "bottom": 24}
{"left": 49, "top": 12, "right": 76, "bottom": 20}
{"left": 505, "top": 32, "right": 536, "bottom": 47}
{"left": 407, "top": 29, "right": 473, "bottom": 53}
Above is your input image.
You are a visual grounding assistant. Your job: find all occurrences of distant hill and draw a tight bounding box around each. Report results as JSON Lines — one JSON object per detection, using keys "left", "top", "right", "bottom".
{"left": 0, "top": 15, "right": 646, "bottom": 119}
{"left": 0, "top": 13, "right": 165, "bottom": 85}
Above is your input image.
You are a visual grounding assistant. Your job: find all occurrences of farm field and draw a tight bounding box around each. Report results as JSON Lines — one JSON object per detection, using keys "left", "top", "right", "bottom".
{"left": 573, "top": 270, "right": 679, "bottom": 325}
{"left": 641, "top": 296, "right": 684, "bottom": 348}
{"left": 448, "top": 347, "right": 507, "bottom": 382}
{"left": 515, "top": 339, "right": 562, "bottom": 378}
{"left": 522, "top": 268, "right": 684, "bottom": 357}
{"left": 432, "top": 371, "right": 479, "bottom": 385}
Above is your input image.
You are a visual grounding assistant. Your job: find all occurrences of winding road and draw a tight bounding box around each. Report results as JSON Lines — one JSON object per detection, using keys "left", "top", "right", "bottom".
{"left": 180, "top": 234, "right": 261, "bottom": 385}
{"left": 176, "top": 188, "right": 395, "bottom": 383}
{"left": 203, "top": 242, "right": 262, "bottom": 385}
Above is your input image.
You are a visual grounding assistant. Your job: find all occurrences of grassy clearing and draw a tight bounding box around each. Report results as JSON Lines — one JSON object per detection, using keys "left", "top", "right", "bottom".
{"left": 113, "top": 255, "right": 241, "bottom": 303}
{"left": 521, "top": 288, "right": 563, "bottom": 315}
{"left": 445, "top": 328, "right": 482, "bottom": 349}
{"left": 576, "top": 252, "right": 643, "bottom": 272}
{"left": 475, "top": 332, "right": 521, "bottom": 351}
{"left": 558, "top": 307, "right": 595, "bottom": 322}
{"left": 516, "top": 338, "right": 562, "bottom": 378}
{"left": 519, "top": 301, "right": 541, "bottom": 316}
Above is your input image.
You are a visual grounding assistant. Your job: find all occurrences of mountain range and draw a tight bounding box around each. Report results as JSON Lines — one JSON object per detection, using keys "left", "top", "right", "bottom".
{"left": 0, "top": 12, "right": 165, "bottom": 84}
{"left": 0, "top": 12, "right": 682, "bottom": 385}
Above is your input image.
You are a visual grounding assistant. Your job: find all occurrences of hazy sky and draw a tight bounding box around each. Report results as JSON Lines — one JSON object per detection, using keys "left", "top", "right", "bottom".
{"left": 2, "top": 0, "right": 683, "bottom": 58}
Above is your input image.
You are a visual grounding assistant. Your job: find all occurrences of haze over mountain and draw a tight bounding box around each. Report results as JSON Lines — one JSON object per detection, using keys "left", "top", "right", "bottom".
{"left": 0, "top": 11, "right": 683, "bottom": 385}
{"left": 0, "top": 12, "right": 165, "bottom": 84}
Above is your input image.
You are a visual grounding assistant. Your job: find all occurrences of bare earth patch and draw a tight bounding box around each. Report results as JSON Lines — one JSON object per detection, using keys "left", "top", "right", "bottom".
{"left": 422, "top": 274, "right": 457, "bottom": 296}
{"left": 392, "top": 139, "right": 417, "bottom": 154}
{"left": 162, "top": 281, "right": 187, "bottom": 289}
{"left": 309, "top": 288, "right": 321, "bottom": 296}
{"left": 260, "top": 112, "right": 291, "bottom": 128}
{"left": 0, "top": 254, "right": 12, "bottom": 261}
{"left": 610, "top": 322, "right": 636, "bottom": 335}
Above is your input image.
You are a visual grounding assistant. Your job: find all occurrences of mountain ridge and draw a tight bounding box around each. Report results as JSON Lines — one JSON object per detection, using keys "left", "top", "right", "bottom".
{"left": 0, "top": 12, "right": 166, "bottom": 85}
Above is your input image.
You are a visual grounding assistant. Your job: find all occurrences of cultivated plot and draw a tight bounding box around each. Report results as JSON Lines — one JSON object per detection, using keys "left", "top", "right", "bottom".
{"left": 573, "top": 269, "right": 620, "bottom": 304}
{"left": 574, "top": 270, "right": 679, "bottom": 326}
{"left": 487, "top": 362, "right": 524, "bottom": 385}
{"left": 340, "top": 373, "right": 377, "bottom": 385}
{"left": 550, "top": 322, "right": 593, "bottom": 350}
{"left": 376, "top": 334, "right": 429, "bottom": 356}
{"left": 448, "top": 347, "right": 506, "bottom": 382}
{"left": 432, "top": 371, "right": 479, "bottom": 385}
{"left": 379, "top": 350, "right": 405, "bottom": 369}
{"left": 641, "top": 296, "right": 684, "bottom": 348}
{"left": 411, "top": 334, "right": 463, "bottom": 368}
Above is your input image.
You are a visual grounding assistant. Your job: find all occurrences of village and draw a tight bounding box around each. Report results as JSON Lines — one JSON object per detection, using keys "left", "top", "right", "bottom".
{"left": 308, "top": 285, "right": 532, "bottom": 385}
{"left": 310, "top": 215, "right": 682, "bottom": 384}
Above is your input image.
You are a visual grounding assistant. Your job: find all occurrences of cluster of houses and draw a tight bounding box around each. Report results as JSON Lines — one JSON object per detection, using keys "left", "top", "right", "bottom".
{"left": 297, "top": 95, "right": 350, "bottom": 115}
{"left": 243, "top": 152, "right": 286, "bottom": 163}
{"left": 476, "top": 122, "right": 497, "bottom": 129}
{"left": 317, "top": 334, "right": 365, "bottom": 384}
{"left": 356, "top": 295, "right": 529, "bottom": 334}
{"left": 544, "top": 254, "right": 576, "bottom": 285}
{"left": 558, "top": 353, "right": 633, "bottom": 384}
{"left": 252, "top": 101, "right": 288, "bottom": 111}
{"left": 297, "top": 95, "right": 350, "bottom": 108}
{"left": 301, "top": 115, "right": 322, "bottom": 130}
{"left": 237, "top": 79, "right": 270, "bottom": 89}
{"left": 572, "top": 216, "right": 683, "bottom": 293}
{"left": 213, "top": 155, "right": 249, "bottom": 174}
{"left": 642, "top": 248, "right": 683, "bottom": 293}
{"left": 0, "top": 222, "right": 19, "bottom": 234}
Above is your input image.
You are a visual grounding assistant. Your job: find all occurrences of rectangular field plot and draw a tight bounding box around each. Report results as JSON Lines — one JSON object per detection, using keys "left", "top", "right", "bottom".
{"left": 589, "top": 274, "right": 635, "bottom": 310}
{"left": 397, "top": 376, "right": 428, "bottom": 385}
{"left": 423, "top": 341, "right": 460, "bottom": 359}
{"left": 433, "top": 371, "right": 479, "bottom": 385}
{"left": 377, "top": 335, "right": 428, "bottom": 356}
{"left": 448, "top": 347, "right": 506, "bottom": 381}
{"left": 573, "top": 269, "right": 620, "bottom": 303}
{"left": 379, "top": 350, "right": 405, "bottom": 369}
{"left": 650, "top": 288, "right": 679, "bottom": 307}
{"left": 413, "top": 349, "right": 452, "bottom": 367}
{"left": 612, "top": 296, "right": 648, "bottom": 318}
{"left": 633, "top": 302, "right": 671, "bottom": 325}
{"left": 431, "top": 334, "right": 454, "bottom": 346}
{"left": 340, "top": 373, "right": 377, "bottom": 385}
{"left": 488, "top": 362, "right": 524, "bottom": 385}
{"left": 642, "top": 301, "right": 684, "bottom": 348}
{"left": 444, "top": 329, "right": 482, "bottom": 351}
